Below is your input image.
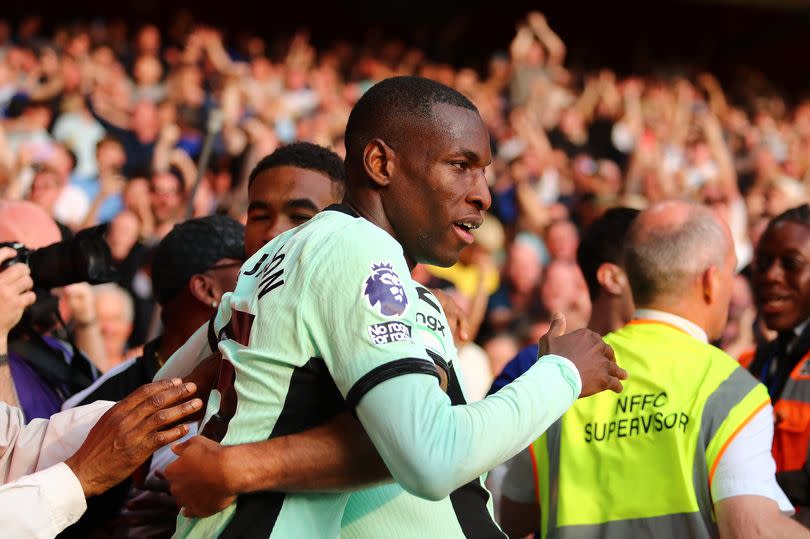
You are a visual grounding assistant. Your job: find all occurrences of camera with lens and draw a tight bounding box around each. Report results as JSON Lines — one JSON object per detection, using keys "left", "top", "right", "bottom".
{"left": 1, "top": 224, "right": 117, "bottom": 335}
{"left": 0, "top": 224, "right": 116, "bottom": 289}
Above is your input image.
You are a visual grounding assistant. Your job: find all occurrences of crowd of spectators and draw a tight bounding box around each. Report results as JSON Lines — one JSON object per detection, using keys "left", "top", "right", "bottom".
{"left": 0, "top": 10, "right": 805, "bottom": 401}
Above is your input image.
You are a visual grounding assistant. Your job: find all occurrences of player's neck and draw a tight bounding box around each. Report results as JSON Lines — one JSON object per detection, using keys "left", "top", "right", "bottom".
{"left": 342, "top": 194, "right": 415, "bottom": 269}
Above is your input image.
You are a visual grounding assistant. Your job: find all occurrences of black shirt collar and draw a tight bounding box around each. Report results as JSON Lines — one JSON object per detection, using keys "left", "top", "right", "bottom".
{"left": 324, "top": 204, "right": 359, "bottom": 217}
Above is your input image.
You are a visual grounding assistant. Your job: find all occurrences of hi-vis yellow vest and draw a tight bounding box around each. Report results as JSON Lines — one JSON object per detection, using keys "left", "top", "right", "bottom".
{"left": 530, "top": 320, "right": 771, "bottom": 539}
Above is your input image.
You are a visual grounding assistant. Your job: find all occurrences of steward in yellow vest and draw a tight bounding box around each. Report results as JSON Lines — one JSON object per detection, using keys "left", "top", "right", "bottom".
{"left": 530, "top": 315, "right": 768, "bottom": 538}
{"left": 500, "top": 202, "right": 807, "bottom": 539}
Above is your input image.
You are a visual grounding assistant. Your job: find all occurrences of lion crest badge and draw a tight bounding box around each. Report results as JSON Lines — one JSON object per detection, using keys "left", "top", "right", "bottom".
{"left": 364, "top": 262, "right": 408, "bottom": 317}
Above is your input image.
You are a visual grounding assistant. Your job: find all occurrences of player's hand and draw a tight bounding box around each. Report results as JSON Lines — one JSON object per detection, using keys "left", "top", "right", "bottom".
{"left": 164, "top": 436, "right": 237, "bottom": 517}
{"left": 65, "top": 379, "right": 202, "bottom": 497}
{"left": 538, "top": 313, "right": 627, "bottom": 397}
{"left": 431, "top": 288, "right": 471, "bottom": 343}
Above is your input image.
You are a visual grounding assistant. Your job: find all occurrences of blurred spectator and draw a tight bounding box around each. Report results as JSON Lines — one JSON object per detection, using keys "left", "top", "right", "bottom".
{"left": 49, "top": 143, "right": 91, "bottom": 229}
{"left": 75, "top": 136, "right": 127, "bottom": 226}
{"left": 149, "top": 170, "right": 185, "bottom": 242}
{"left": 539, "top": 260, "right": 591, "bottom": 331}
{"left": 27, "top": 165, "right": 64, "bottom": 230}
{"left": 487, "top": 233, "right": 545, "bottom": 334}
{"left": 482, "top": 333, "right": 520, "bottom": 382}
{"left": 52, "top": 96, "right": 106, "bottom": 182}
{"left": 92, "top": 283, "right": 134, "bottom": 372}
{"left": 486, "top": 206, "right": 638, "bottom": 523}
{"left": 544, "top": 218, "right": 578, "bottom": 262}
{"left": 88, "top": 100, "right": 160, "bottom": 178}
{"left": 763, "top": 176, "right": 808, "bottom": 219}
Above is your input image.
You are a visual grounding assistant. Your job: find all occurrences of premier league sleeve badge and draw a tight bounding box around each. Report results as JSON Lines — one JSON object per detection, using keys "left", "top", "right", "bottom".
{"left": 363, "top": 262, "right": 409, "bottom": 317}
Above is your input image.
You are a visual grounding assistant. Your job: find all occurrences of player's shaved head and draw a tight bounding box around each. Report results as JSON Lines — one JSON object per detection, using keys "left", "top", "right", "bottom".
{"left": 344, "top": 76, "right": 479, "bottom": 176}
{"left": 626, "top": 200, "right": 732, "bottom": 306}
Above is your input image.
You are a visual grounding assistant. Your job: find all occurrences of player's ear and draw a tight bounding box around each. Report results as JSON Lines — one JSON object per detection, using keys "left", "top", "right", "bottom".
{"left": 363, "top": 138, "right": 395, "bottom": 188}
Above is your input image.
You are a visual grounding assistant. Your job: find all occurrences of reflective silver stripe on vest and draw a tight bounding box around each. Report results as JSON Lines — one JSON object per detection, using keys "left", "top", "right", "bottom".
{"left": 782, "top": 373, "right": 810, "bottom": 406}
{"left": 545, "top": 419, "right": 562, "bottom": 537}
{"left": 554, "top": 512, "right": 710, "bottom": 539}
{"left": 547, "top": 367, "right": 759, "bottom": 539}
{"left": 692, "top": 366, "right": 758, "bottom": 537}
{"left": 777, "top": 360, "right": 810, "bottom": 466}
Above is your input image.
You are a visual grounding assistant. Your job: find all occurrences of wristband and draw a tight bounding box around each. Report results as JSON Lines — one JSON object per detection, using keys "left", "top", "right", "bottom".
{"left": 0, "top": 354, "right": 8, "bottom": 366}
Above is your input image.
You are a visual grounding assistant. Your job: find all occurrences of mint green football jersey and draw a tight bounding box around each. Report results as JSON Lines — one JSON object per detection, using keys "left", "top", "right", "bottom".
{"left": 173, "top": 205, "right": 502, "bottom": 538}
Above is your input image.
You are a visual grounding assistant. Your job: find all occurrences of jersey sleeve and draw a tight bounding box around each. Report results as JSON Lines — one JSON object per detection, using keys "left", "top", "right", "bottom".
{"left": 303, "top": 226, "right": 439, "bottom": 406}
{"left": 354, "top": 353, "right": 580, "bottom": 501}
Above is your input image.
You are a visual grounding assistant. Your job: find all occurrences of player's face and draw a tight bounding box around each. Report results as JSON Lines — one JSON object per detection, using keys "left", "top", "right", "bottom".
{"left": 386, "top": 103, "right": 492, "bottom": 267}
{"left": 246, "top": 166, "right": 338, "bottom": 257}
{"left": 753, "top": 221, "right": 810, "bottom": 332}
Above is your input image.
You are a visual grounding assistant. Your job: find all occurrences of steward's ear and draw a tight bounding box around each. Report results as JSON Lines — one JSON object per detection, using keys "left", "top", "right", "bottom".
{"left": 702, "top": 266, "right": 717, "bottom": 305}
{"left": 363, "top": 138, "right": 396, "bottom": 188}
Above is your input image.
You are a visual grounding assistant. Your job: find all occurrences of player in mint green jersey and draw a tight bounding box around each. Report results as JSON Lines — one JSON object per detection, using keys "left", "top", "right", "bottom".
{"left": 165, "top": 77, "right": 626, "bottom": 538}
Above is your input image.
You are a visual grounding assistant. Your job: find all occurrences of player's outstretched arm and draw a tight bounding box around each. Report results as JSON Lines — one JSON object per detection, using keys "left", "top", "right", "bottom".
{"left": 355, "top": 315, "right": 624, "bottom": 501}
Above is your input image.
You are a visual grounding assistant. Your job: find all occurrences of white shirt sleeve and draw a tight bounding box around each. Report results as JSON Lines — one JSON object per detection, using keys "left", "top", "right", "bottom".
{"left": 710, "top": 404, "right": 794, "bottom": 514}
{"left": 0, "top": 462, "right": 87, "bottom": 539}
{"left": 0, "top": 400, "right": 114, "bottom": 483}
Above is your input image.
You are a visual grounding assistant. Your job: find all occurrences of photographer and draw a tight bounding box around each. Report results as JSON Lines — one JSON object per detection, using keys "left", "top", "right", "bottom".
{"left": 0, "top": 201, "right": 115, "bottom": 420}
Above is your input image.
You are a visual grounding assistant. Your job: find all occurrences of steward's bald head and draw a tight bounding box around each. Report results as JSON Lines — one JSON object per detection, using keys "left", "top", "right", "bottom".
{"left": 626, "top": 201, "right": 734, "bottom": 306}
